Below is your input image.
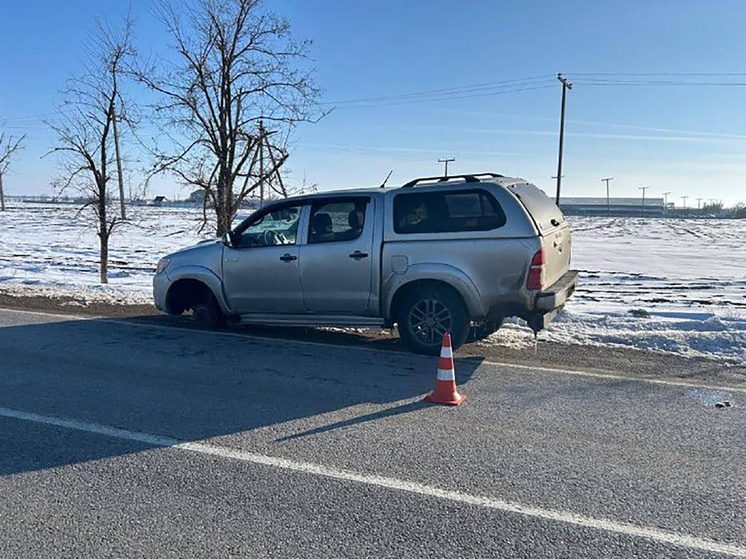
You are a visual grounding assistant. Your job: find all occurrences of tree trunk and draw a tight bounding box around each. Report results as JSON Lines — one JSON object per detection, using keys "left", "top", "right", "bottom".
{"left": 112, "top": 104, "right": 127, "bottom": 220}
{"left": 0, "top": 170, "right": 5, "bottom": 211}
{"left": 98, "top": 185, "right": 109, "bottom": 284}
{"left": 99, "top": 232, "right": 109, "bottom": 284}
{"left": 215, "top": 168, "right": 232, "bottom": 237}
{"left": 216, "top": 199, "right": 227, "bottom": 236}
{"left": 215, "top": 195, "right": 228, "bottom": 236}
{"left": 217, "top": 214, "right": 230, "bottom": 237}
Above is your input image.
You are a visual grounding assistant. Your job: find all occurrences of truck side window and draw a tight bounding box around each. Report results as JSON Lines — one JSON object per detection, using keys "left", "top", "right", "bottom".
{"left": 308, "top": 200, "right": 368, "bottom": 244}
{"left": 394, "top": 190, "right": 505, "bottom": 234}
{"left": 235, "top": 205, "right": 302, "bottom": 247}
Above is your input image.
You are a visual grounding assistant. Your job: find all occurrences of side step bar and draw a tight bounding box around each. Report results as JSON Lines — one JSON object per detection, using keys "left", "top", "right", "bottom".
{"left": 238, "top": 314, "right": 386, "bottom": 328}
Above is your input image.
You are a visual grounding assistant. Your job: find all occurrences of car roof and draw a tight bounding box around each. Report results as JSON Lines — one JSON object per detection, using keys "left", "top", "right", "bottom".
{"left": 393, "top": 175, "right": 526, "bottom": 191}
{"left": 288, "top": 187, "right": 385, "bottom": 202}
{"left": 282, "top": 175, "right": 527, "bottom": 204}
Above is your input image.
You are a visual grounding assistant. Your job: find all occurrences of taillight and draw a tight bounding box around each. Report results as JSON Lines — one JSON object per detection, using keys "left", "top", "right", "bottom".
{"left": 526, "top": 249, "right": 544, "bottom": 290}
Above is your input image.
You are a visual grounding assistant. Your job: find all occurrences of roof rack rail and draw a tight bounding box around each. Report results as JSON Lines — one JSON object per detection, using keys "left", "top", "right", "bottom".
{"left": 401, "top": 173, "right": 504, "bottom": 188}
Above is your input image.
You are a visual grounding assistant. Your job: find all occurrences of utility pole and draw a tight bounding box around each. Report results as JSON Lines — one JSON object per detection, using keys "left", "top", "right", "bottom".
{"left": 662, "top": 191, "right": 671, "bottom": 215}
{"left": 258, "top": 120, "right": 265, "bottom": 207}
{"left": 112, "top": 102, "right": 126, "bottom": 220}
{"left": 601, "top": 177, "right": 613, "bottom": 215}
{"left": 681, "top": 195, "right": 688, "bottom": 215}
{"left": 697, "top": 197, "right": 704, "bottom": 211}
{"left": 438, "top": 157, "right": 455, "bottom": 178}
{"left": 555, "top": 73, "right": 573, "bottom": 205}
{"left": 638, "top": 186, "right": 649, "bottom": 217}
{"left": 253, "top": 120, "right": 287, "bottom": 209}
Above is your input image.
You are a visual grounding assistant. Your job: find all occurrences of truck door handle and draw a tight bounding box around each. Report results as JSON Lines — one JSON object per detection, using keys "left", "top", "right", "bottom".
{"left": 225, "top": 256, "right": 239, "bottom": 263}
{"left": 280, "top": 253, "right": 297, "bottom": 262}
{"left": 349, "top": 251, "right": 369, "bottom": 260}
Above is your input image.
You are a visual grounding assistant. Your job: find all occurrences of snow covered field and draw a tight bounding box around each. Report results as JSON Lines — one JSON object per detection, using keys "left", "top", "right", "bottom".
{"left": 0, "top": 203, "right": 207, "bottom": 305}
{"left": 492, "top": 216, "right": 746, "bottom": 363}
{"left": 1, "top": 202, "right": 745, "bottom": 363}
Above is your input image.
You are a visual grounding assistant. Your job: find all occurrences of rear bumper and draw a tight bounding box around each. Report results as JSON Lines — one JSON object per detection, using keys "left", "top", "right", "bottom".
{"left": 535, "top": 270, "right": 579, "bottom": 312}
{"left": 527, "top": 270, "right": 579, "bottom": 331}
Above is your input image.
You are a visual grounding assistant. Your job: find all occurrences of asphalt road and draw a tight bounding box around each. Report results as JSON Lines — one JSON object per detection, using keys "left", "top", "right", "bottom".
{"left": 0, "top": 308, "right": 744, "bottom": 558}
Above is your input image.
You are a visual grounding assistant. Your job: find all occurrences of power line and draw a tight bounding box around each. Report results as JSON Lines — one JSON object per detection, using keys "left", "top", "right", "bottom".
{"left": 567, "top": 72, "right": 746, "bottom": 85}
{"left": 0, "top": 112, "right": 61, "bottom": 125}
{"left": 324, "top": 72, "right": 746, "bottom": 108}
{"left": 568, "top": 72, "right": 746, "bottom": 77}
{"left": 320, "top": 75, "right": 554, "bottom": 106}
{"left": 569, "top": 75, "right": 746, "bottom": 86}
{"left": 326, "top": 84, "right": 557, "bottom": 110}
{"left": 575, "top": 81, "right": 746, "bottom": 86}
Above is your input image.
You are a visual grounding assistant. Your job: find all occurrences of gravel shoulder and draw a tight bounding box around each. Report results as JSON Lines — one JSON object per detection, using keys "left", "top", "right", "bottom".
{"left": 1, "top": 291, "right": 744, "bottom": 388}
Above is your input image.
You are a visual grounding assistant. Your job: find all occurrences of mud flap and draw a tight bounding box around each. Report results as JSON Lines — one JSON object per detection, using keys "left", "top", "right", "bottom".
{"left": 528, "top": 307, "right": 561, "bottom": 333}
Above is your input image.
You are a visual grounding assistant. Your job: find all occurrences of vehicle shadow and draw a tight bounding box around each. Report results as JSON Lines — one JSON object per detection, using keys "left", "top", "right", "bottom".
{"left": 275, "top": 400, "right": 430, "bottom": 442}
{"left": 124, "top": 312, "right": 406, "bottom": 351}
{"left": 0, "top": 314, "right": 482, "bottom": 476}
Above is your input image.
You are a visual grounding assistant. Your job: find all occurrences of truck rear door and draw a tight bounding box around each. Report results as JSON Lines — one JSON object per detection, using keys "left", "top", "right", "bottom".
{"left": 298, "top": 196, "right": 374, "bottom": 313}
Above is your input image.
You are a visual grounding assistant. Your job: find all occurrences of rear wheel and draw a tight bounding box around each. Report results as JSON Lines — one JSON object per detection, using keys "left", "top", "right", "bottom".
{"left": 396, "top": 286, "right": 470, "bottom": 355}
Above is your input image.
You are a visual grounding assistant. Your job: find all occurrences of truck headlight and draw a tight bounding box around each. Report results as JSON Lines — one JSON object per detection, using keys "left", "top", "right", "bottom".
{"left": 155, "top": 258, "right": 171, "bottom": 275}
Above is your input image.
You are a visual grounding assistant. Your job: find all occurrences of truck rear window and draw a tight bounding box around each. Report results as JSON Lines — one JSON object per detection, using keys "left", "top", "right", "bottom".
{"left": 393, "top": 189, "right": 506, "bottom": 234}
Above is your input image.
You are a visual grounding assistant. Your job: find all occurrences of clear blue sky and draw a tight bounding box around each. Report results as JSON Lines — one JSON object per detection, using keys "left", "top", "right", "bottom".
{"left": 2, "top": 0, "right": 746, "bottom": 205}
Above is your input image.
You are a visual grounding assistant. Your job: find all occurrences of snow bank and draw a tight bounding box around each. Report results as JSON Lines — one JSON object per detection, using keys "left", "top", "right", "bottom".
{"left": 482, "top": 310, "right": 746, "bottom": 364}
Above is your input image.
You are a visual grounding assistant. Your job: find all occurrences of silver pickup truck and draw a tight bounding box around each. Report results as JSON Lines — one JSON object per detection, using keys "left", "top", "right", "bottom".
{"left": 153, "top": 173, "right": 578, "bottom": 354}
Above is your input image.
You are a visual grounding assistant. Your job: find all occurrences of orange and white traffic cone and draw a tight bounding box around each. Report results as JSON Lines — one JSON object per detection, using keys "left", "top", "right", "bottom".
{"left": 424, "top": 332, "right": 465, "bottom": 406}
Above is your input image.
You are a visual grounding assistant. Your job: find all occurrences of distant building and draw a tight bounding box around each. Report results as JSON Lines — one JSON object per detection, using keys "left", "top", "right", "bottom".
{"left": 188, "top": 189, "right": 206, "bottom": 204}
{"left": 152, "top": 195, "right": 168, "bottom": 207}
{"left": 559, "top": 197, "right": 666, "bottom": 216}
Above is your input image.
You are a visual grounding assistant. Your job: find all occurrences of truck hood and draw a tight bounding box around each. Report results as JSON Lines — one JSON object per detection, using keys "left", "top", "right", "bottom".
{"left": 165, "top": 238, "right": 222, "bottom": 261}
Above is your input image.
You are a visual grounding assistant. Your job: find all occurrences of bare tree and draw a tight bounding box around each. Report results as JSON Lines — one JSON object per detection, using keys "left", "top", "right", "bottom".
{"left": 135, "top": 0, "right": 321, "bottom": 235}
{"left": 732, "top": 202, "right": 746, "bottom": 219}
{"left": 47, "top": 19, "right": 135, "bottom": 283}
{"left": 702, "top": 201, "right": 723, "bottom": 215}
{"left": 0, "top": 133, "right": 26, "bottom": 211}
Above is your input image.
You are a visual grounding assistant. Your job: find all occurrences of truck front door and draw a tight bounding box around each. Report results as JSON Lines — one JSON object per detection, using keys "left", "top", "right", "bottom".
{"left": 222, "top": 203, "right": 306, "bottom": 313}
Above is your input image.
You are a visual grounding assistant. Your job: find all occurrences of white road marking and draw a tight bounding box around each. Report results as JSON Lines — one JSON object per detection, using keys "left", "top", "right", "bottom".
{"left": 3, "top": 306, "right": 743, "bottom": 394}
{"left": 1, "top": 404, "right": 744, "bottom": 557}
{"left": 487, "top": 359, "right": 746, "bottom": 394}
{"left": 0, "top": 306, "right": 85, "bottom": 317}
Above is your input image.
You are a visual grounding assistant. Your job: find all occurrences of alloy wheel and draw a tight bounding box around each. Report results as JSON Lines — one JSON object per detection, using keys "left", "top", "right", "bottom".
{"left": 407, "top": 298, "right": 452, "bottom": 345}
